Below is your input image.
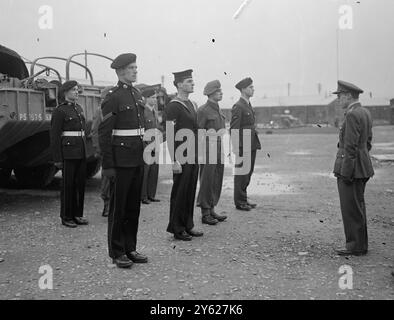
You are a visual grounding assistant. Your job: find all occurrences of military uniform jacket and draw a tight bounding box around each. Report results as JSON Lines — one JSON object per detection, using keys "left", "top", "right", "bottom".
{"left": 98, "top": 81, "right": 145, "bottom": 169}
{"left": 144, "top": 106, "right": 159, "bottom": 131}
{"left": 230, "top": 97, "right": 261, "bottom": 151}
{"left": 165, "top": 97, "right": 198, "bottom": 162}
{"left": 50, "top": 101, "right": 87, "bottom": 163}
{"left": 197, "top": 100, "right": 226, "bottom": 161}
{"left": 333, "top": 102, "right": 374, "bottom": 179}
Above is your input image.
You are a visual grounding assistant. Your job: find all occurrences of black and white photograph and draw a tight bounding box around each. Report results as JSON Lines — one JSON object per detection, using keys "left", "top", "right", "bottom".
{"left": 0, "top": 0, "right": 393, "bottom": 307}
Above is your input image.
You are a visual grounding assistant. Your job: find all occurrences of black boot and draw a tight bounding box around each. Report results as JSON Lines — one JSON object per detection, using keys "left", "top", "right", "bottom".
{"left": 210, "top": 208, "right": 227, "bottom": 222}
{"left": 201, "top": 208, "right": 218, "bottom": 225}
{"left": 102, "top": 201, "right": 109, "bottom": 217}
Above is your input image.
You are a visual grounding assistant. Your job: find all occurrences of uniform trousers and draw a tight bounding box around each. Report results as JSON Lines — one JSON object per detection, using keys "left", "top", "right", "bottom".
{"left": 141, "top": 163, "right": 159, "bottom": 200}
{"left": 337, "top": 177, "right": 369, "bottom": 252}
{"left": 234, "top": 150, "right": 257, "bottom": 206}
{"left": 108, "top": 166, "right": 143, "bottom": 259}
{"left": 167, "top": 164, "right": 199, "bottom": 234}
{"left": 197, "top": 163, "right": 224, "bottom": 210}
{"left": 61, "top": 159, "right": 86, "bottom": 220}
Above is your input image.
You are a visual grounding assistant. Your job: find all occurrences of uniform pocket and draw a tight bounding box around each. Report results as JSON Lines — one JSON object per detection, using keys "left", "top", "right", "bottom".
{"left": 112, "top": 139, "right": 133, "bottom": 148}
{"left": 62, "top": 138, "right": 76, "bottom": 146}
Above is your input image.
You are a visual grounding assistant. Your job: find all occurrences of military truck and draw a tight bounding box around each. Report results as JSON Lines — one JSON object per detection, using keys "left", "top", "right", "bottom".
{"left": 0, "top": 44, "right": 113, "bottom": 187}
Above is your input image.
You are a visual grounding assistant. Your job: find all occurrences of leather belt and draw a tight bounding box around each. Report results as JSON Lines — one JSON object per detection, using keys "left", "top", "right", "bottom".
{"left": 62, "top": 131, "right": 85, "bottom": 137}
{"left": 112, "top": 128, "right": 145, "bottom": 136}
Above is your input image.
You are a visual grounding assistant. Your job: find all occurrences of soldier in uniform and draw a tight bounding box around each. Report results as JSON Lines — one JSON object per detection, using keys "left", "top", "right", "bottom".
{"left": 165, "top": 69, "right": 203, "bottom": 241}
{"left": 141, "top": 86, "right": 161, "bottom": 204}
{"left": 98, "top": 53, "right": 148, "bottom": 268}
{"left": 333, "top": 80, "right": 374, "bottom": 256}
{"left": 50, "top": 80, "right": 89, "bottom": 228}
{"left": 230, "top": 77, "right": 261, "bottom": 211}
{"left": 91, "top": 86, "right": 113, "bottom": 217}
{"left": 196, "top": 80, "right": 227, "bottom": 225}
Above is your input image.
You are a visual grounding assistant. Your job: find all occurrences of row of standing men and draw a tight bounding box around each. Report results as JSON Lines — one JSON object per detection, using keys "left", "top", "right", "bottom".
{"left": 50, "top": 52, "right": 261, "bottom": 268}
{"left": 50, "top": 52, "right": 374, "bottom": 269}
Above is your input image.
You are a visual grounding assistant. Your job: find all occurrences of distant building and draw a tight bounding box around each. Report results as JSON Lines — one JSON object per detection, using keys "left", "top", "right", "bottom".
{"left": 222, "top": 95, "right": 393, "bottom": 126}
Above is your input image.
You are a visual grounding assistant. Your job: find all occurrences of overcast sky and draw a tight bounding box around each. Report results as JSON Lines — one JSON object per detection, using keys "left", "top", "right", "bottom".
{"left": 1, "top": 0, "right": 394, "bottom": 106}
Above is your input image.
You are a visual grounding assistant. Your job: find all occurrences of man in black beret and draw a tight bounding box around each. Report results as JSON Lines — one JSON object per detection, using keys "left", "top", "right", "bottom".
{"left": 230, "top": 77, "right": 261, "bottom": 211}
{"left": 333, "top": 80, "right": 374, "bottom": 256}
{"left": 50, "top": 80, "right": 89, "bottom": 228}
{"left": 98, "top": 53, "right": 148, "bottom": 268}
{"left": 165, "top": 69, "right": 203, "bottom": 241}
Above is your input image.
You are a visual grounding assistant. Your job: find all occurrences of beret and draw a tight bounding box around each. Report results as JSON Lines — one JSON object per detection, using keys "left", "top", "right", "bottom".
{"left": 333, "top": 80, "right": 364, "bottom": 94}
{"left": 142, "top": 88, "right": 156, "bottom": 98}
{"left": 203, "top": 80, "right": 221, "bottom": 96}
{"left": 59, "top": 80, "right": 78, "bottom": 94}
{"left": 235, "top": 77, "right": 253, "bottom": 90}
{"left": 173, "top": 69, "right": 193, "bottom": 83}
{"left": 110, "top": 53, "right": 136, "bottom": 69}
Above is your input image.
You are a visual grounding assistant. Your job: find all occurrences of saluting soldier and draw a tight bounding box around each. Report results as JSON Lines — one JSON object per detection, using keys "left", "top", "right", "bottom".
{"left": 333, "top": 80, "right": 374, "bottom": 256}
{"left": 230, "top": 77, "right": 261, "bottom": 211}
{"left": 98, "top": 53, "right": 148, "bottom": 268}
{"left": 50, "top": 80, "right": 89, "bottom": 228}
{"left": 165, "top": 69, "right": 203, "bottom": 241}
{"left": 141, "top": 86, "right": 161, "bottom": 204}
{"left": 196, "top": 80, "right": 227, "bottom": 225}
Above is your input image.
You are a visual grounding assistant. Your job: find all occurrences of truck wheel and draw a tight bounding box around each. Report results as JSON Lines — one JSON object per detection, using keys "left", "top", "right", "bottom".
{"left": 86, "top": 158, "right": 101, "bottom": 179}
{"left": 14, "top": 165, "right": 57, "bottom": 188}
{"left": 0, "top": 168, "right": 12, "bottom": 186}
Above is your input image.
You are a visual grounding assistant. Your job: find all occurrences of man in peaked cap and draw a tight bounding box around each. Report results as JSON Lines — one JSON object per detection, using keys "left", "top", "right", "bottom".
{"left": 332, "top": 80, "right": 374, "bottom": 256}
{"left": 50, "top": 80, "right": 88, "bottom": 228}
{"left": 196, "top": 80, "right": 227, "bottom": 225}
{"left": 165, "top": 69, "right": 203, "bottom": 241}
{"left": 140, "top": 86, "right": 161, "bottom": 204}
{"left": 230, "top": 77, "right": 261, "bottom": 211}
{"left": 98, "top": 53, "right": 148, "bottom": 268}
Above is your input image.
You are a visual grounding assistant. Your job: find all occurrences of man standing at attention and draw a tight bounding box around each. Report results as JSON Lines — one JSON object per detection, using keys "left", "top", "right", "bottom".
{"left": 165, "top": 69, "right": 203, "bottom": 241}
{"left": 50, "top": 80, "right": 89, "bottom": 228}
{"left": 91, "top": 86, "right": 113, "bottom": 217}
{"left": 230, "top": 77, "right": 261, "bottom": 211}
{"left": 196, "top": 80, "right": 227, "bottom": 225}
{"left": 98, "top": 53, "right": 148, "bottom": 268}
{"left": 141, "top": 86, "right": 161, "bottom": 204}
{"left": 333, "top": 80, "right": 374, "bottom": 256}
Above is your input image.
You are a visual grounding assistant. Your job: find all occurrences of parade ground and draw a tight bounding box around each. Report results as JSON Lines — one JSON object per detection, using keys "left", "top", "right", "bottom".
{"left": 0, "top": 126, "right": 393, "bottom": 300}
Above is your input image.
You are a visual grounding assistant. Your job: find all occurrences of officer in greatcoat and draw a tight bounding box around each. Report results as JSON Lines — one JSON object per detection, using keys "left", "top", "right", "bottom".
{"left": 333, "top": 80, "right": 374, "bottom": 256}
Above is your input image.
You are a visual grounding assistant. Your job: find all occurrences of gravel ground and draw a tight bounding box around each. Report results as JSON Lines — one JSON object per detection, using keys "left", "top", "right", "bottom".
{"left": 0, "top": 126, "right": 393, "bottom": 300}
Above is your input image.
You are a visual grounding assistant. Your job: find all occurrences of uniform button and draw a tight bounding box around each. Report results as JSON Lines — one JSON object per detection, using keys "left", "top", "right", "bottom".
{"left": 127, "top": 107, "right": 130, "bottom": 109}
{"left": 121, "top": 143, "right": 124, "bottom": 146}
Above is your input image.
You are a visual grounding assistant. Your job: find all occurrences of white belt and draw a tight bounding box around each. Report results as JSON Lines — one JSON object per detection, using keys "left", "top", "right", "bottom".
{"left": 62, "top": 131, "right": 85, "bottom": 137}
{"left": 112, "top": 128, "right": 145, "bottom": 136}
